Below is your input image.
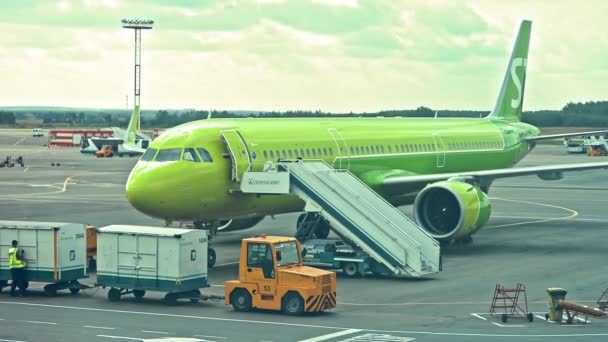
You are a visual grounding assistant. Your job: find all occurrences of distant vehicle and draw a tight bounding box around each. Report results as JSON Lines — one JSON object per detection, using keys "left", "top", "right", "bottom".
{"left": 300, "top": 239, "right": 390, "bottom": 277}
{"left": 95, "top": 145, "right": 114, "bottom": 158}
{"left": 31, "top": 128, "right": 44, "bottom": 137}
{"left": 564, "top": 138, "right": 587, "bottom": 153}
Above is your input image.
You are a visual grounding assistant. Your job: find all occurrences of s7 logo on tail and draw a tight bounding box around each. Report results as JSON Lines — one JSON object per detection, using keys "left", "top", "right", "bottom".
{"left": 510, "top": 57, "right": 527, "bottom": 109}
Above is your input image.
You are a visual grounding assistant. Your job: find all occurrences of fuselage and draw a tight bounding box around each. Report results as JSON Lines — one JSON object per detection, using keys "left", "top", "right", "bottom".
{"left": 125, "top": 117, "right": 540, "bottom": 222}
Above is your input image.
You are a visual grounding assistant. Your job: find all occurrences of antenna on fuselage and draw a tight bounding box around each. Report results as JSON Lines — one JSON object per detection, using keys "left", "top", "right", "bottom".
{"left": 434, "top": 111, "right": 438, "bottom": 118}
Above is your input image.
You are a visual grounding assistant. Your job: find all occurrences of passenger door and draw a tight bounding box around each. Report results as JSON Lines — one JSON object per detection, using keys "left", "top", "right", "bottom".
{"left": 220, "top": 130, "right": 251, "bottom": 182}
{"left": 432, "top": 133, "right": 446, "bottom": 168}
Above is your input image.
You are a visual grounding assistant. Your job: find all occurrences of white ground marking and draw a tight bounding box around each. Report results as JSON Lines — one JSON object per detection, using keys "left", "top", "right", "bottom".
{"left": 193, "top": 335, "right": 226, "bottom": 339}
{"left": 340, "top": 334, "right": 415, "bottom": 342}
{"left": 486, "top": 197, "right": 578, "bottom": 229}
{"left": 142, "top": 331, "right": 169, "bottom": 335}
{"left": 535, "top": 315, "right": 555, "bottom": 323}
{"left": 471, "top": 313, "right": 487, "bottom": 321}
{"left": 14, "top": 137, "right": 25, "bottom": 145}
{"left": 84, "top": 325, "right": 116, "bottom": 330}
{"left": 491, "top": 322, "right": 526, "bottom": 328}
{"left": 299, "top": 329, "right": 362, "bottom": 342}
{"left": 3, "top": 302, "right": 608, "bottom": 338}
{"left": 20, "top": 320, "right": 58, "bottom": 325}
{"left": 23, "top": 167, "right": 28, "bottom": 172}
{"left": 96, "top": 335, "right": 141, "bottom": 341}
{"left": 0, "top": 339, "right": 28, "bottom": 342}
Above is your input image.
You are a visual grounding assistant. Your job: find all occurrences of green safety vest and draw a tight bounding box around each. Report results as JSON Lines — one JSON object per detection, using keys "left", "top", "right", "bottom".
{"left": 8, "top": 247, "right": 26, "bottom": 269}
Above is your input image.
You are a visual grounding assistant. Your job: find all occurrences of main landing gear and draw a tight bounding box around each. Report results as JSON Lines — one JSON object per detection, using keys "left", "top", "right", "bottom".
{"left": 295, "top": 213, "right": 331, "bottom": 241}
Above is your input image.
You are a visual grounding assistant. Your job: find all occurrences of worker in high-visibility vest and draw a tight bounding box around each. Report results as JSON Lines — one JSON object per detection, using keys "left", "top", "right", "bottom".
{"left": 8, "top": 240, "right": 27, "bottom": 296}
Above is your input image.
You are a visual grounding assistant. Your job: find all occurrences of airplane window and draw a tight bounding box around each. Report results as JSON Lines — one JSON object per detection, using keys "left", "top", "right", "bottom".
{"left": 156, "top": 148, "right": 182, "bottom": 162}
{"left": 288, "top": 150, "right": 293, "bottom": 158}
{"left": 312, "top": 149, "right": 317, "bottom": 157}
{"left": 365, "top": 146, "right": 370, "bottom": 153}
{"left": 275, "top": 150, "right": 280, "bottom": 159}
{"left": 197, "top": 148, "right": 213, "bottom": 162}
{"left": 282, "top": 150, "right": 287, "bottom": 158}
{"left": 140, "top": 148, "right": 157, "bottom": 161}
{"left": 380, "top": 146, "right": 385, "bottom": 153}
{"left": 328, "top": 147, "right": 333, "bottom": 155}
{"left": 350, "top": 147, "right": 354, "bottom": 154}
{"left": 355, "top": 146, "right": 360, "bottom": 154}
{"left": 388, "top": 145, "right": 392, "bottom": 153}
{"left": 300, "top": 149, "right": 305, "bottom": 157}
{"left": 270, "top": 150, "right": 275, "bottom": 159}
{"left": 183, "top": 148, "right": 200, "bottom": 162}
{"left": 306, "top": 149, "right": 311, "bottom": 157}
{"left": 264, "top": 150, "right": 268, "bottom": 159}
{"left": 323, "top": 147, "right": 328, "bottom": 156}
{"left": 317, "top": 148, "right": 322, "bottom": 156}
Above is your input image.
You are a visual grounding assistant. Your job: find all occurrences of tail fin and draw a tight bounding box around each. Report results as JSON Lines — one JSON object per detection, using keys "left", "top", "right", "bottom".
{"left": 124, "top": 105, "right": 140, "bottom": 145}
{"left": 487, "top": 20, "right": 532, "bottom": 122}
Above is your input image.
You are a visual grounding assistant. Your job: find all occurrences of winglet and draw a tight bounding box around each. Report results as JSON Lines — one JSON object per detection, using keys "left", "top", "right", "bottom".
{"left": 487, "top": 20, "right": 532, "bottom": 122}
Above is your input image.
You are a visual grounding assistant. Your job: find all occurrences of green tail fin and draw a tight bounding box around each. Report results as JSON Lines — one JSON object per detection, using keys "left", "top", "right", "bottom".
{"left": 487, "top": 20, "right": 531, "bottom": 122}
{"left": 124, "top": 105, "right": 140, "bottom": 145}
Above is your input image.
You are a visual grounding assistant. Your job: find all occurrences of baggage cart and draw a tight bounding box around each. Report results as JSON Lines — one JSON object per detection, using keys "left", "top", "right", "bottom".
{"left": 0, "top": 221, "right": 88, "bottom": 296}
{"left": 96, "top": 225, "right": 209, "bottom": 305}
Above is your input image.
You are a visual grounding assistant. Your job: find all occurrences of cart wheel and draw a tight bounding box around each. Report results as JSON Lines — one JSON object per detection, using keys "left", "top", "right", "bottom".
{"left": 108, "top": 288, "right": 121, "bottom": 302}
{"left": 44, "top": 284, "right": 57, "bottom": 297}
{"left": 208, "top": 248, "right": 216, "bottom": 268}
{"left": 230, "top": 288, "right": 252, "bottom": 312}
{"left": 342, "top": 262, "right": 360, "bottom": 277}
{"left": 527, "top": 313, "right": 534, "bottom": 322}
{"left": 545, "top": 313, "right": 550, "bottom": 321}
{"left": 501, "top": 314, "right": 508, "bottom": 323}
{"left": 567, "top": 317, "right": 573, "bottom": 324}
{"left": 133, "top": 290, "right": 146, "bottom": 301}
{"left": 69, "top": 287, "right": 80, "bottom": 295}
{"left": 164, "top": 293, "right": 178, "bottom": 306}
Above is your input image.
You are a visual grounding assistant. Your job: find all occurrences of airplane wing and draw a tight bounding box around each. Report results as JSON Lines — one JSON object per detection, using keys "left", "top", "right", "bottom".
{"left": 383, "top": 161, "right": 608, "bottom": 187}
{"left": 526, "top": 130, "right": 608, "bottom": 141}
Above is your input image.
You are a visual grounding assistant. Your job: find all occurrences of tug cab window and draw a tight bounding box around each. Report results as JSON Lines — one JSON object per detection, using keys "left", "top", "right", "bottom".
{"left": 197, "top": 148, "right": 213, "bottom": 162}
{"left": 183, "top": 148, "right": 200, "bottom": 162}
{"left": 156, "top": 148, "right": 182, "bottom": 162}
{"left": 140, "top": 148, "right": 157, "bottom": 161}
{"left": 247, "top": 243, "right": 274, "bottom": 279}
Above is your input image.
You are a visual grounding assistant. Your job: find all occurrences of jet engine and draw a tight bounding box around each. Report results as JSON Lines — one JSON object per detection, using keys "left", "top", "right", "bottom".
{"left": 413, "top": 181, "right": 491, "bottom": 241}
{"left": 217, "top": 216, "right": 265, "bottom": 232}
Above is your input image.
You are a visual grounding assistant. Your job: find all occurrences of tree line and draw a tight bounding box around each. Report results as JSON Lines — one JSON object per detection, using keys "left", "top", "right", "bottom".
{"left": 2, "top": 100, "right": 607, "bottom": 128}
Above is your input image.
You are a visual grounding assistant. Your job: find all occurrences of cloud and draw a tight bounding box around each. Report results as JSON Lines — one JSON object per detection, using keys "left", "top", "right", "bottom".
{"left": 0, "top": 0, "right": 606, "bottom": 111}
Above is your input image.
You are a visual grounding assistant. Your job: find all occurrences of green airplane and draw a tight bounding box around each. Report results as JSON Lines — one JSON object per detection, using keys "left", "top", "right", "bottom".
{"left": 125, "top": 20, "right": 608, "bottom": 243}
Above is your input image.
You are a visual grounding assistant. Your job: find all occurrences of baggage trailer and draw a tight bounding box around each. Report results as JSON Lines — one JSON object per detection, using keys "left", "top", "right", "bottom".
{"left": 96, "top": 225, "right": 210, "bottom": 305}
{"left": 0, "top": 221, "right": 88, "bottom": 296}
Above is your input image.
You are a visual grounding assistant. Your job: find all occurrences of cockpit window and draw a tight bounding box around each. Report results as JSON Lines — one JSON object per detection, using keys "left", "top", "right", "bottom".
{"left": 197, "top": 148, "right": 213, "bottom": 162}
{"left": 155, "top": 148, "right": 182, "bottom": 162}
{"left": 183, "top": 148, "right": 200, "bottom": 162}
{"left": 140, "top": 148, "right": 157, "bottom": 161}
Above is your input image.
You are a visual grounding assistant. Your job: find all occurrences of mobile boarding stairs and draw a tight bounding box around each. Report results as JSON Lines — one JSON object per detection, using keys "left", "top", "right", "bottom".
{"left": 240, "top": 160, "right": 441, "bottom": 277}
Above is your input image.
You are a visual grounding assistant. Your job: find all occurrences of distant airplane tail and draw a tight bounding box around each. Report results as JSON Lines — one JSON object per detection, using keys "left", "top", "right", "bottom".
{"left": 124, "top": 105, "right": 140, "bottom": 145}
{"left": 487, "top": 20, "right": 531, "bottom": 122}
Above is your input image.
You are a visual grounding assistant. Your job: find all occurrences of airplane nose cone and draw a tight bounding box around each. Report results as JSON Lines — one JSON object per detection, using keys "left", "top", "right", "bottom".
{"left": 126, "top": 165, "right": 156, "bottom": 216}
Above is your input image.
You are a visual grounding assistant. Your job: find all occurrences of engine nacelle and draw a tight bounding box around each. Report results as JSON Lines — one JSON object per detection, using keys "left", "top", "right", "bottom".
{"left": 217, "top": 216, "right": 265, "bottom": 232}
{"left": 414, "top": 181, "right": 491, "bottom": 241}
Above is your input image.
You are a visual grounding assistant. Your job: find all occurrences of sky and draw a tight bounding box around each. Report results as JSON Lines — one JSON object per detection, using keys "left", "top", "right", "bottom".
{"left": 0, "top": 0, "right": 606, "bottom": 112}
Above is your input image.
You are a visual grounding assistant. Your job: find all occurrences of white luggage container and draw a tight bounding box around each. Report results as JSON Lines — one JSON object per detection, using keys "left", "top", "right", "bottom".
{"left": 96, "top": 225, "right": 209, "bottom": 305}
{"left": 0, "top": 221, "right": 88, "bottom": 296}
